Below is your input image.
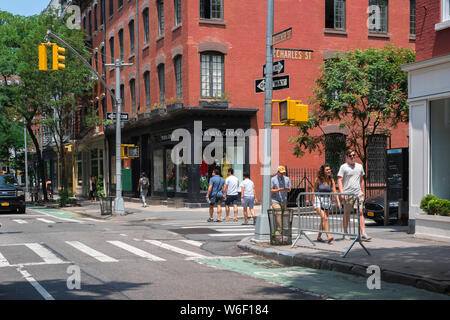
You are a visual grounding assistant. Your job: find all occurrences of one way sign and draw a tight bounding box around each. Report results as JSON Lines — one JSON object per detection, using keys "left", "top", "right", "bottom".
{"left": 263, "top": 60, "right": 285, "bottom": 76}
{"left": 255, "top": 74, "right": 290, "bottom": 93}
{"left": 106, "top": 112, "right": 129, "bottom": 121}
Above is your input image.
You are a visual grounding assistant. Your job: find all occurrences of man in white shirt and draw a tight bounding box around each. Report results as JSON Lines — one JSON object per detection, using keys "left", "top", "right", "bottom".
{"left": 223, "top": 168, "right": 240, "bottom": 222}
{"left": 240, "top": 172, "right": 257, "bottom": 225}
{"left": 338, "top": 150, "right": 371, "bottom": 241}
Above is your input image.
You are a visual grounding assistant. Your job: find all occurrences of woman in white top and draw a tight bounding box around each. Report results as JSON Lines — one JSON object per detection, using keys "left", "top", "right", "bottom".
{"left": 240, "top": 172, "right": 257, "bottom": 225}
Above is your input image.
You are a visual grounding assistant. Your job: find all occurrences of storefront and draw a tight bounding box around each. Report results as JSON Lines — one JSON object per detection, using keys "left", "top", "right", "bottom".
{"left": 106, "top": 107, "right": 258, "bottom": 205}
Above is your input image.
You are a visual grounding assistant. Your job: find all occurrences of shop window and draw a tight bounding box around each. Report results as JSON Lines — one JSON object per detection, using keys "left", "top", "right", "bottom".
{"left": 166, "top": 149, "right": 175, "bottom": 191}
{"left": 153, "top": 149, "right": 164, "bottom": 191}
{"left": 430, "top": 98, "right": 450, "bottom": 200}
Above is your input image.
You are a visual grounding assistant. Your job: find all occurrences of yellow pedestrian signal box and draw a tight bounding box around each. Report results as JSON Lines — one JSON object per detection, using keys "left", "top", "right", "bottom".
{"left": 121, "top": 144, "right": 140, "bottom": 159}
{"left": 38, "top": 44, "right": 48, "bottom": 71}
{"left": 52, "top": 44, "right": 66, "bottom": 70}
{"left": 273, "top": 97, "right": 308, "bottom": 127}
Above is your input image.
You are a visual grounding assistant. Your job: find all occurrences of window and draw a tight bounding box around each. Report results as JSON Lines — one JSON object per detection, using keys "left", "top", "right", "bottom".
{"left": 118, "top": 0, "right": 123, "bottom": 8}
{"left": 174, "top": 0, "right": 181, "bottom": 26}
{"left": 325, "top": 0, "right": 346, "bottom": 30}
{"left": 83, "top": 16, "right": 86, "bottom": 31}
{"left": 200, "top": 52, "right": 224, "bottom": 98}
{"left": 101, "top": 96, "right": 106, "bottom": 119}
{"left": 200, "top": 0, "right": 223, "bottom": 20}
{"left": 174, "top": 55, "right": 182, "bottom": 99}
{"left": 109, "top": 0, "right": 114, "bottom": 17}
{"left": 109, "top": 37, "right": 114, "bottom": 63}
{"left": 130, "top": 79, "right": 136, "bottom": 112}
{"left": 94, "top": 4, "right": 98, "bottom": 30}
{"left": 410, "top": 0, "right": 416, "bottom": 35}
{"left": 144, "top": 71, "right": 150, "bottom": 106}
{"left": 157, "top": 0, "right": 164, "bottom": 36}
{"left": 368, "top": 0, "right": 388, "bottom": 33}
{"left": 143, "top": 8, "right": 149, "bottom": 44}
{"left": 158, "top": 64, "right": 165, "bottom": 105}
{"left": 88, "top": 10, "right": 92, "bottom": 36}
{"left": 120, "top": 84, "right": 125, "bottom": 109}
{"left": 100, "top": 45, "right": 105, "bottom": 68}
{"left": 100, "top": 0, "right": 105, "bottom": 25}
{"left": 118, "top": 29, "right": 124, "bottom": 60}
{"left": 95, "top": 51, "right": 98, "bottom": 71}
{"left": 129, "top": 20, "right": 135, "bottom": 55}
{"left": 366, "top": 134, "right": 387, "bottom": 195}
{"left": 443, "top": 0, "right": 450, "bottom": 22}
{"left": 153, "top": 149, "right": 164, "bottom": 192}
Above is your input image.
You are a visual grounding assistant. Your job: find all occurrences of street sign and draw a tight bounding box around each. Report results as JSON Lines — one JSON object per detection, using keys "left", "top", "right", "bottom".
{"left": 255, "top": 75, "right": 290, "bottom": 93}
{"left": 106, "top": 112, "right": 129, "bottom": 121}
{"left": 263, "top": 60, "right": 285, "bottom": 76}
{"left": 272, "top": 27, "right": 292, "bottom": 46}
{"left": 273, "top": 48, "right": 313, "bottom": 60}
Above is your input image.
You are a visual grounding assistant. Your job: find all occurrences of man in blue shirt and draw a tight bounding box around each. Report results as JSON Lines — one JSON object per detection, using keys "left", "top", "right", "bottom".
{"left": 206, "top": 168, "right": 225, "bottom": 222}
{"left": 271, "top": 166, "right": 292, "bottom": 210}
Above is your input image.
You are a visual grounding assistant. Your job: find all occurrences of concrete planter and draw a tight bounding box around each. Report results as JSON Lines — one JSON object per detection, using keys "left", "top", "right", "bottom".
{"left": 415, "top": 214, "right": 450, "bottom": 243}
{"left": 199, "top": 100, "right": 228, "bottom": 109}
{"left": 150, "top": 108, "right": 166, "bottom": 117}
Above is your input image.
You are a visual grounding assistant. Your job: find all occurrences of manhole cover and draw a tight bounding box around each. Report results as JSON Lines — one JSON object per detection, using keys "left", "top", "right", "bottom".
{"left": 169, "top": 228, "right": 219, "bottom": 234}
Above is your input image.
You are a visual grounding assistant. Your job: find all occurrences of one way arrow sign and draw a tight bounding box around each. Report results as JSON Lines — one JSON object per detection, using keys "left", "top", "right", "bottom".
{"left": 263, "top": 60, "right": 285, "bottom": 76}
{"left": 106, "top": 112, "right": 129, "bottom": 121}
{"left": 255, "top": 74, "right": 290, "bottom": 93}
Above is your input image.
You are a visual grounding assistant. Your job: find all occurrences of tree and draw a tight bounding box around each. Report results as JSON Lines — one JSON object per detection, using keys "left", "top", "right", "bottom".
{"left": 291, "top": 45, "right": 415, "bottom": 177}
{"left": 0, "top": 10, "right": 92, "bottom": 197}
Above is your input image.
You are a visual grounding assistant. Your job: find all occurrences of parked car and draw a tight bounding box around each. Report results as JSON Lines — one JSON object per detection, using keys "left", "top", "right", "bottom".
{"left": 364, "top": 192, "right": 399, "bottom": 225}
{"left": 0, "top": 174, "right": 26, "bottom": 214}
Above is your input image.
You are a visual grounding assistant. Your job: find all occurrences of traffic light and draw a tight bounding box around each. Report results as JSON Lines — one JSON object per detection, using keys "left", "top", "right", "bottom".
{"left": 52, "top": 44, "right": 66, "bottom": 70}
{"left": 273, "top": 97, "right": 308, "bottom": 126}
{"left": 38, "top": 44, "right": 48, "bottom": 71}
{"left": 121, "top": 144, "right": 140, "bottom": 159}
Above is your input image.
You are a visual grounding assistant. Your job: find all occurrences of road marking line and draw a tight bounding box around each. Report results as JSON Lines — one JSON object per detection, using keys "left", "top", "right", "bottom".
{"left": 25, "top": 243, "right": 65, "bottom": 264}
{"left": 36, "top": 218, "right": 56, "bottom": 224}
{"left": 17, "top": 267, "right": 55, "bottom": 300}
{"left": 0, "top": 251, "right": 10, "bottom": 267}
{"left": 144, "top": 240, "right": 206, "bottom": 259}
{"left": 179, "top": 240, "right": 203, "bottom": 247}
{"left": 107, "top": 241, "right": 166, "bottom": 262}
{"left": 208, "top": 233, "right": 254, "bottom": 237}
{"left": 213, "top": 228, "right": 255, "bottom": 232}
{"left": 13, "top": 219, "right": 28, "bottom": 224}
{"left": 65, "top": 241, "right": 118, "bottom": 262}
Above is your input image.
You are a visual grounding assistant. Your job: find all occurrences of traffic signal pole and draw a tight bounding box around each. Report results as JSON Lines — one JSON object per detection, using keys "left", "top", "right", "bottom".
{"left": 45, "top": 30, "right": 132, "bottom": 215}
{"left": 254, "top": 0, "right": 274, "bottom": 241}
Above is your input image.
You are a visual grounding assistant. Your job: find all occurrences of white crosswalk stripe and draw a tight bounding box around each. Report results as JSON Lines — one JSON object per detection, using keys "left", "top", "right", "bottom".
{"left": 24, "top": 243, "right": 65, "bottom": 264}
{"left": 144, "top": 240, "right": 206, "bottom": 259}
{"left": 13, "top": 219, "right": 28, "bottom": 224}
{"left": 66, "top": 241, "right": 118, "bottom": 262}
{"left": 36, "top": 218, "right": 56, "bottom": 224}
{"left": 0, "top": 251, "right": 10, "bottom": 267}
{"left": 107, "top": 241, "right": 166, "bottom": 261}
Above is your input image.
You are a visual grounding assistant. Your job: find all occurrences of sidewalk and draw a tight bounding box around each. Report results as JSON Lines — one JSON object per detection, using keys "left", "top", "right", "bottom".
{"left": 55, "top": 199, "right": 450, "bottom": 296}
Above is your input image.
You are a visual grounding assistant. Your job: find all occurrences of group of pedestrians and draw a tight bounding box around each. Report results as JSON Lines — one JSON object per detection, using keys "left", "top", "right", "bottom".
{"left": 206, "top": 168, "right": 257, "bottom": 225}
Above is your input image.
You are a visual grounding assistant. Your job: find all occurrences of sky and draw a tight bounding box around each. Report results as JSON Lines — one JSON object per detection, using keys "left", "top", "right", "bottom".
{"left": 0, "top": 0, "right": 50, "bottom": 17}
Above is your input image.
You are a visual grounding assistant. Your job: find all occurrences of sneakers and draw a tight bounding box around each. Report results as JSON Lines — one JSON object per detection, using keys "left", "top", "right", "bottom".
{"left": 207, "top": 218, "right": 214, "bottom": 222}
{"left": 242, "top": 221, "right": 249, "bottom": 225}
{"left": 361, "top": 234, "right": 372, "bottom": 241}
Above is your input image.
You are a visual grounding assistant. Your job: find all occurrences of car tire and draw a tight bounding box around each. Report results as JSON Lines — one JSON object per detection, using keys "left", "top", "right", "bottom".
{"left": 18, "top": 206, "right": 26, "bottom": 214}
{"left": 373, "top": 218, "right": 384, "bottom": 225}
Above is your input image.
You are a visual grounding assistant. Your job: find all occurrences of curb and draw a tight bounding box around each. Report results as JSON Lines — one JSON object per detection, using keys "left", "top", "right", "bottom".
{"left": 237, "top": 237, "right": 450, "bottom": 296}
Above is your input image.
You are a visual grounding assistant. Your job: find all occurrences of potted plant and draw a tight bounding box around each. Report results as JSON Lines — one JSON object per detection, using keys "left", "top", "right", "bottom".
{"left": 166, "top": 97, "right": 183, "bottom": 112}
{"left": 151, "top": 103, "right": 166, "bottom": 117}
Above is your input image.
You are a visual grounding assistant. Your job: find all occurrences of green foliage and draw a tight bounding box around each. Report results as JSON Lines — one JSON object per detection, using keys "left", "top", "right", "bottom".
{"left": 58, "top": 188, "right": 73, "bottom": 207}
{"left": 291, "top": 45, "right": 415, "bottom": 171}
{"left": 420, "top": 194, "right": 438, "bottom": 212}
{"left": 421, "top": 195, "right": 450, "bottom": 216}
{"left": 96, "top": 174, "right": 105, "bottom": 198}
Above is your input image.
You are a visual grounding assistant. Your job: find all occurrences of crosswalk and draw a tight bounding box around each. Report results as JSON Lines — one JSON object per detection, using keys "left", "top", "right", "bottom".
{"left": 0, "top": 237, "right": 214, "bottom": 268}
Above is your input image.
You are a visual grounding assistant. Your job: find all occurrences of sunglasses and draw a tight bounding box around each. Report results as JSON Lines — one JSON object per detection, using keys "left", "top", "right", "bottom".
{"left": 348, "top": 154, "right": 356, "bottom": 158}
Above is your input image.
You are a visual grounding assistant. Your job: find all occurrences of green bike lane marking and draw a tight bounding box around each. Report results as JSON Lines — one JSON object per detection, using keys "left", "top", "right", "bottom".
{"left": 27, "top": 206, "right": 85, "bottom": 222}
{"left": 198, "top": 257, "right": 450, "bottom": 300}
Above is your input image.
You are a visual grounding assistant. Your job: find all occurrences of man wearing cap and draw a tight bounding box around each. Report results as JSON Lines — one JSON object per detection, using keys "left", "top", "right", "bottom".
{"left": 271, "top": 166, "right": 292, "bottom": 211}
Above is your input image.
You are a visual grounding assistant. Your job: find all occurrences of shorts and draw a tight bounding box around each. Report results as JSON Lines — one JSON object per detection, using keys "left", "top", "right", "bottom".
{"left": 314, "top": 195, "right": 331, "bottom": 210}
{"left": 242, "top": 196, "right": 255, "bottom": 209}
{"left": 343, "top": 192, "right": 364, "bottom": 212}
{"left": 209, "top": 196, "right": 223, "bottom": 206}
{"left": 271, "top": 202, "right": 287, "bottom": 211}
{"left": 225, "top": 194, "right": 238, "bottom": 206}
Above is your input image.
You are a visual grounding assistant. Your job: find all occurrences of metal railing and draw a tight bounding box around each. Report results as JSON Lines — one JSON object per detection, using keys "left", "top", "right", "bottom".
{"left": 291, "top": 192, "right": 370, "bottom": 258}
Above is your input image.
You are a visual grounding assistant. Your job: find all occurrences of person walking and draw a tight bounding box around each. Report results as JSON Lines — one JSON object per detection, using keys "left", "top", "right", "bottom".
{"left": 338, "top": 150, "right": 371, "bottom": 241}
{"left": 206, "top": 168, "right": 225, "bottom": 222}
{"left": 240, "top": 172, "right": 257, "bottom": 225}
{"left": 270, "top": 166, "right": 292, "bottom": 232}
{"left": 223, "top": 168, "right": 240, "bottom": 222}
{"left": 313, "top": 164, "right": 340, "bottom": 244}
{"left": 138, "top": 172, "right": 150, "bottom": 207}
{"left": 89, "top": 176, "right": 97, "bottom": 202}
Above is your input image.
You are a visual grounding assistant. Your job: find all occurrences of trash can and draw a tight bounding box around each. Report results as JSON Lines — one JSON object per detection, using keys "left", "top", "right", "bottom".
{"left": 267, "top": 208, "right": 294, "bottom": 245}
{"left": 99, "top": 196, "right": 113, "bottom": 216}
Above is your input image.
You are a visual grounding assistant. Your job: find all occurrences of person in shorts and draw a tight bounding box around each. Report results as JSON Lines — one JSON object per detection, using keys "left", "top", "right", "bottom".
{"left": 206, "top": 168, "right": 225, "bottom": 222}
{"left": 337, "top": 150, "right": 371, "bottom": 241}
{"left": 223, "top": 168, "right": 240, "bottom": 221}
{"left": 270, "top": 166, "right": 292, "bottom": 232}
{"left": 240, "top": 172, "right": 257, "bottom": 225}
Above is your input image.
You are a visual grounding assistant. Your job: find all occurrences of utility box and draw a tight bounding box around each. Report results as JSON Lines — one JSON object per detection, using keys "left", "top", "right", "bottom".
{"left": 386, "top": 148, "right": 409, "bottom": 223}
{"left": 122, "top": 168, "right": 132, "bottom": 192}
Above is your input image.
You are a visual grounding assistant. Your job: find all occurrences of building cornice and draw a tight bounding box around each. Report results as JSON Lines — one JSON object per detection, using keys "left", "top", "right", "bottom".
{"left": 401, "top": 53, "right": 450, "bottom": 72}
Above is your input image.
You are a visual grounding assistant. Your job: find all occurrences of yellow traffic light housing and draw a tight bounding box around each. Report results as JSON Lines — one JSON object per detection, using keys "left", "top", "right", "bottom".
{"left": 121, "top": 144, "right": 140, "bottom": 159}
{"left": 38, "top": 44, "right": 48, "bottom": 71}
{"left": 272, "top": 97, "right": 308, "bottom": 127}
{"left": 52, "top": 44, "right": 66, "bottom": 70}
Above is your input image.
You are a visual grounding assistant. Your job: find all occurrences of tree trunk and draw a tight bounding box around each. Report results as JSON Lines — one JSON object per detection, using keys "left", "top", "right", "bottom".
{"left": 26, "top": 123, "right": 48, "bottom": 202}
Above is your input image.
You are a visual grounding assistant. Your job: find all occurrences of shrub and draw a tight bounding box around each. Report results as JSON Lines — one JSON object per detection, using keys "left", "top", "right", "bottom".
{"left": 420, "top": 194, "right": 437, "bottom": 213}
{"left": 58, "top": 189, "right": 73, "bottom": 207}
{"left": 97, "top": 175, "right": 105, "bottom": 198}
{"left": 428, "top": 199, "right": 450, "bottom": 216}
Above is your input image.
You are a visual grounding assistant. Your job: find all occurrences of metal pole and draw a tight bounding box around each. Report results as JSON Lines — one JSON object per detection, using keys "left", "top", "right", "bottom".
{"left": 24, "top": 119, "right": 29, "bottom": 201}
{"left": 254, "top": 0, "right": 274, "bottom": 241}
{"left": 114, "top": 59, "right": 125, "bottom": 214}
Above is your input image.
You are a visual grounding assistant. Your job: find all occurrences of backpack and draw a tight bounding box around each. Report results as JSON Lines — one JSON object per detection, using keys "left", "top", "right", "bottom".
{"left": 141, "top": 177, "right": 149, "bottom": 189}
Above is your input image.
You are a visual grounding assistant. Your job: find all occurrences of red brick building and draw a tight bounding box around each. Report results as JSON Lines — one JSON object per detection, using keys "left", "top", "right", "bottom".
{"left": 401, "top": 0, "right": 450, "bottom": 238}
{"left": 75, "top": 0, "right": 415, "bottom": 205}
